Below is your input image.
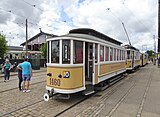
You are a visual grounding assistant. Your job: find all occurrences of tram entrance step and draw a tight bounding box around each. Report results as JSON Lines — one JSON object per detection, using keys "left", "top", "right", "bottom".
{"left": 82, "top": 84, "right": 95, "bottom": 95}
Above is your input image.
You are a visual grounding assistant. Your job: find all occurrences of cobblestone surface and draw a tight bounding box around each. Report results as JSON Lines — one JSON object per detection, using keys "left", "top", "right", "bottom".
{"left": 0, "top": 68, "right": 85, "bottom": 117}
{"left": 60, "top": 64, "right": 160, "bottom": 117}
{"left": 1, "top": 65, "right": 159, "bottom": 117}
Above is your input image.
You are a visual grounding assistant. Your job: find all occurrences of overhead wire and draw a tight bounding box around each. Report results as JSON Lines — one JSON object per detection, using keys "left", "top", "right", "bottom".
{"left": 20, "top": 0, "right": 43, "bottom": 12}
{"left": 122, "top": 3, "right": 154, "bottom": 35}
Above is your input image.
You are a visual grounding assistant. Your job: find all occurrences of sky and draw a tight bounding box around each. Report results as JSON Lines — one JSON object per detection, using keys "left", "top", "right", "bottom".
{"left": 0, "top": 0, "right": 158, "bottom": 52}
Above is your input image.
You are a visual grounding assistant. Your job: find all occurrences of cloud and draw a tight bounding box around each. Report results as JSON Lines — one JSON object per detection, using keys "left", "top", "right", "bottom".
{"left": 0, "top": 0, "right": 158, "bottom": 52}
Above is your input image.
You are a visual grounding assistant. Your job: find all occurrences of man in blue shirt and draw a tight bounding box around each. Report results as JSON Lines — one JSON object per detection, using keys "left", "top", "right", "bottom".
{"left": 17, "top": 58, "right": 32, "bottom": 92}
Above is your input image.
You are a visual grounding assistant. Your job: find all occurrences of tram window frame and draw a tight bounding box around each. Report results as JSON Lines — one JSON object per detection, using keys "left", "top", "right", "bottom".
{"left": 117, "top": 49, "right": 119, "bottom": 60}
{"left": 120, "top": 50, "right": 122, "bottom": 60}
{"left": 51, "top": 40, "right": 59, "bottom": 63}
{"left": 114, "top": 48, "right": 116, "bottom": 61}
{"left": 100, "top": 45, "right": 104, "bottom": 62}
{"left": 105, "top": 46, "right": 109, "bottom": 61}
{"left": 62, "top": 40, "right": 71, "bottom": 64}
{"left": 123, "top": 51, "right": 125, "bottom": 60}
{"left": 110, "top": 47, "right": 113, "bottom": 61}
{"left": 73, "top": 40, "right": 83, "bottom": 64}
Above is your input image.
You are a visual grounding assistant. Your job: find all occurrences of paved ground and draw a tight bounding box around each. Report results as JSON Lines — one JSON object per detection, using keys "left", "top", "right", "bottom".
{"left": 61, "top": 64, "right": 160, "bottom": 117}
{"left": 0, "top": 64, "right": 159, "bottom": 117}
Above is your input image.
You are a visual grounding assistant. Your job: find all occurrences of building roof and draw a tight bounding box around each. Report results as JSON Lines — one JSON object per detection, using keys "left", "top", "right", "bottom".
{"left": 7, "top": 46, "right": 23, "bottom": 51}
{"left": 69, "top": 28, "right": 122, "bottom": 45}
{"left": 20, "top": 31, "right": 58, "bottom": 46}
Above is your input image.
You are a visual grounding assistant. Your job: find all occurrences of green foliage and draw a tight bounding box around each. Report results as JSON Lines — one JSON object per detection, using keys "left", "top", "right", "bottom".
{"left": 0, "top": 33, "right": 8, "bottom": 59}
{"left": 146, "top": 50, "right": 155, "bottom": 58}
{"left": 40, "top": 43, "right": 47, "bottom": 59}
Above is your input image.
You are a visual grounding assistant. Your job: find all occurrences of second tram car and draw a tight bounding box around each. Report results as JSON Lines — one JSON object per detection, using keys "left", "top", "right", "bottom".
{"left": 125, "top": 44, "right": 141, "bottom": 71}
{"left": 140, "top": 53, "right": 148, "bottom": 67}
{"left": 44, "top": 28, "right": 127, "bottom": 101}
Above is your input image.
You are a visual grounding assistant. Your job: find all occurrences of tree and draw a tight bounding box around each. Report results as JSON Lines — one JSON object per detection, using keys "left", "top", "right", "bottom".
{"left": 146, "top": 50, "right": 154, "bottom": 57}
{"left": 40, "top": 43, "right": 47, "bottom": 59}
{"left": 0, "top": 33, "right": 8, "bottom": 59}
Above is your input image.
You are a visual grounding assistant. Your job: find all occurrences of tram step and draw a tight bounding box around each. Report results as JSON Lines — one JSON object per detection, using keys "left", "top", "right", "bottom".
{"left": 83, "top": 90, "right": 95, "bottom": 96}
{"left": 82, "top": 84, "right": 95, "bottom": 95}
{"left": 55, "top": 94, "right": 70, "bottom": 100}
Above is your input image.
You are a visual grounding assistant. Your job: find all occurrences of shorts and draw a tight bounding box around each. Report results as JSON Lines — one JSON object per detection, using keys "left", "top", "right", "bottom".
{"left": 22, "top": 74, "right": 31, "bottom": 81}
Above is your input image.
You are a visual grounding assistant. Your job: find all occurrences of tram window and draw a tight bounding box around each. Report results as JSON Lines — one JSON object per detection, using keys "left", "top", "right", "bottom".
{"left": 127, "top": 50, "right": 130, "bottom": 59}
{"left": 117, "top": 49, "right": 119, "bottom": 60}
{"left": 95, "top": 44, "right": 98, "bottom": 63}
{"left": 120, "top": 50, "right": 122, "bottom": 60}
{"left": 105, "top": 46, "right": 109, "bottom": 61}
{"left": 114, "top": 48, "right": 116, "bottom": 61}
{"left": 51, "top": 40, "right": 59, "bottom": 63}
{"left": 123, "top": 51, "right": 125, "bottom": 60}
{"left": 73, "top": 41, "right": 83, "bottom": 64}
{"left": 62, "top": 40, "right": 70, "bottom": 64}
{"left": 100, "top": 45, "right": 104, "bottom": 61}
{"left": 110, "top": 47, "right": 113, "bottom": 61}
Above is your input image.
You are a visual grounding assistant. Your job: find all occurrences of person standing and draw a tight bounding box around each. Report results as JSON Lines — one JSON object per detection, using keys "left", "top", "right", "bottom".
{"left": 17, "top": 64, "right": 23, "bottom": 91}
{"left": 3, "top": 59, "right": 12, "bottom": 82}
{"left": 17, "top": 58, "right": 32, "bottom": 92}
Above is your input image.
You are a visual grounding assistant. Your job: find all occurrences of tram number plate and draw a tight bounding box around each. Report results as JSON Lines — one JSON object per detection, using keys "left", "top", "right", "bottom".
{"left": 50, "top": 78, "right": 61, "bottom": 86}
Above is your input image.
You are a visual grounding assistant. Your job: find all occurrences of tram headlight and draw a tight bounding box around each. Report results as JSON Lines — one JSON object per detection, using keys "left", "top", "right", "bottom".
{"left": 63, "top": 71, "right": 70, "bottom": 78}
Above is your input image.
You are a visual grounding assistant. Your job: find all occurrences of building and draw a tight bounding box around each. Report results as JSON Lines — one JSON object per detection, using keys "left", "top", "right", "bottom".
{"left": 21, "top": 30, "right": 57, "bottom": 51}
{"left": 6, "top": 46, "right": 23, "bottom": 59}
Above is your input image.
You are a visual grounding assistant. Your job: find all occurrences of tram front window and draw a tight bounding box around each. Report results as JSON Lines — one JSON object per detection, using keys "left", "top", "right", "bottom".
{"left": 73, "top": 41, "right": 83, "bottom": 64}
{"left": 51, "top": 40, "right": 59, "bottom": 63}
{"left": 62, "top": 40, "right": 70, "bottom": 64}
{"left": 127, "top": 50, "right": 130, "bottom": 59}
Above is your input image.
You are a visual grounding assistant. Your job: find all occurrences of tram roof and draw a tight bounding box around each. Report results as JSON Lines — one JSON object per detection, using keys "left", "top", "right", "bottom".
{"left": 124, "top": 44, "right": 139, "bottom": 51}
{"left": 69, "top": 28, "right": 122, "bottom": 45}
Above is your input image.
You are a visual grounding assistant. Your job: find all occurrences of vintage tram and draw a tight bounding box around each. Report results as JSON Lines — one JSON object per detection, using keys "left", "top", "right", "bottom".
{"left": 44, "top": 28, "right": 127, "bottom": 101}
{"left": 124, "top": 44, "right": 141, "bottom": 71}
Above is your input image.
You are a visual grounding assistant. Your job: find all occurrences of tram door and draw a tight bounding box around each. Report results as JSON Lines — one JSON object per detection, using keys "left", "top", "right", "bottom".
{"left": 85, "top": 42, "right": 94, "bottom": 85}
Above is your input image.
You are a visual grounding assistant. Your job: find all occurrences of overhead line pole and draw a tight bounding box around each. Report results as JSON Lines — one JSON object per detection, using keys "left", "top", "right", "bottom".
{"left": 122, "top": 22, "right": 131, "bottom": 45}
{"left": 26, "top": 19, "right": 28, "bottom": 58}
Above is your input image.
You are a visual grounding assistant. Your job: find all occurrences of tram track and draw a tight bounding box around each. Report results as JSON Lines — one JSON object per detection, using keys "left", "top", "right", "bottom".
{"left": 1, "top": 69, "right": 146, "bottom": 117}
{"left": 0, "top": 73, "right": 46, "bottom": 83}
{"left": 0, "top": 93, "right": 58, "bottom": 117}
{"left": 0, "top": 69, "right": 46, "bottom": 78}
{"left": 54, "top": 74, "right": 131, "bottom": 117}
{"left": 136, "top": 70, "right": 152, "bottom": 117}
{"left": 0, "top": 73, "right": 128, "bottom": 117}
{"left": 104, "top": 69, "right": 152, "bottom": 117}
{"left": 0, "top": 80, "right": 46, "bottom": 94}
{"left": 0, "top": 73, "right": 46, "bottom": 94}
{"left": 65, "top": 72, "right": 140, "bottom": 117}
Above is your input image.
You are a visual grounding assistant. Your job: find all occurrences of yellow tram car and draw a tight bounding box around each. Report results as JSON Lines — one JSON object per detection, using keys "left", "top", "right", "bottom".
{"left": 140, "top": 53, "right": 148, "bottom": 67}
{"left": 44, "top": 28, "right": 127, "bottom": 101}
{"left": 125, "top": 44, "right": 141, "bottom": 71}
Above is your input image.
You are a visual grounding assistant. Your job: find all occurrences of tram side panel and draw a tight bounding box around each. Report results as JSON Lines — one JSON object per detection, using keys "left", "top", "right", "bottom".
{"left": 97, "top": 61, "right": 126, "bottom": 83}
{"left": 47, "top": 66, "right": 83, "bottom": 92}
{"left": 126, "top": 59, "right": 133, "bottom": 70}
